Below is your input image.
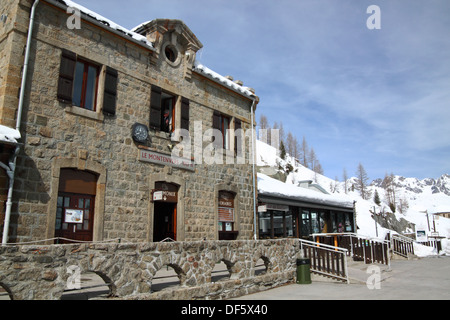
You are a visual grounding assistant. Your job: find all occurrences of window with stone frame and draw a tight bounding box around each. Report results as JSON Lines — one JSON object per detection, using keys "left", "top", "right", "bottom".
{"left": 150, "top": 85, "right": 190, "bottom": 133}
{"left": 57, "top": 49, "right": 118, "bottom": 115}
{"left": 212, "top": 111, "right": 230, "bottom": 149}
{"left": 218, "top": 191, "right": 238, "bottom": 240}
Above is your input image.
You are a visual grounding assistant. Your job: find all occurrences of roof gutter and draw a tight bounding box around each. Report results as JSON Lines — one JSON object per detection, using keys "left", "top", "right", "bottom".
{"left": 2, "top": 0, "right": 40, "bottom": 245}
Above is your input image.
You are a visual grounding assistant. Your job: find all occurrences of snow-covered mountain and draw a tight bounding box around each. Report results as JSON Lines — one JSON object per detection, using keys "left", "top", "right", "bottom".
{"left": 256, "top": 139, "right": 450, "bottom": 253}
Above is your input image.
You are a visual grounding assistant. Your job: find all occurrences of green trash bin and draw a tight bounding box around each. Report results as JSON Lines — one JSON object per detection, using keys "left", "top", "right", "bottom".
{"left": 296, "top": 258, "right": 311, "bottom": 284}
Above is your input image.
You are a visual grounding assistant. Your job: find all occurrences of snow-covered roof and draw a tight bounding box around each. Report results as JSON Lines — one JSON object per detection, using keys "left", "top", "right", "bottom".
{"left": 52, "top": 1, "right": 256, "bottom": 99}
{"left": 258, "top": 173, "right": 354, "bottom": 210}
{"left": 51, "top": 0, "right": 154, "bottom": 49}
{"left": 193, "top": 61, "right": 256, "bottom": 98}
{"left": 0, "top": 125, "right": 21, "bottom": 144}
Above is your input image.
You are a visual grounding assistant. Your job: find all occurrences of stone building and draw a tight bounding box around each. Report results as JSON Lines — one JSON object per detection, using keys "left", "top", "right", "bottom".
{"left": 0, "top": 0, "right": 259, "bottom": 244}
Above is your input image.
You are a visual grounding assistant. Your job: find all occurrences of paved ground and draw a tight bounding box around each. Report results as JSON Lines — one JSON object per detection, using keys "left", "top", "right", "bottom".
{"left": 233, "top": 256, "right": 450, "bottom": 300}
{"left": 1, "top": 256, "right": 448, "bottom": 300}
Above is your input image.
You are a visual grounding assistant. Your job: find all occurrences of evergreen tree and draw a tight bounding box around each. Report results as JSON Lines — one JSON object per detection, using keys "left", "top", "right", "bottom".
{"left": 279, "top": 140, "right": 286, "bottom": 160}
{"left": 374, "top": 189, "right": 381, "bottom": 206}
{"left": 355, "top": 163, "right": 372, "bottom": 200}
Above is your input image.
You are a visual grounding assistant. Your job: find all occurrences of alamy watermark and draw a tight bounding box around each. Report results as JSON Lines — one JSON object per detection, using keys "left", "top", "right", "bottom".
{"left": 169, "top": 124, "right": 280, "bottom": 165}
{"left": 66, "top": 5, "right": 381, "bottom": 32}
{"left": 66, "top": 7, "right": 81, "bottom": 30}
{"left": 367, "top": 5, "right": 381, "bottom": 30}
{"left": 366, "top": 265, "right": 381, "bottom": 289}
{"left": 66, "top": 265, "right": 81, "bottom": 290}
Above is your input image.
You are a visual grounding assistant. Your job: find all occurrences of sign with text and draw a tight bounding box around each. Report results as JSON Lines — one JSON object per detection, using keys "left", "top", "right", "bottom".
{"left": 152, "top": 189, "right": 178, "bottom": 203}
{"left": 65, "top": 209, "right": 83, "bottom": 224}
{"left": 139, "top": 149, "right": 194, "bottom": 171}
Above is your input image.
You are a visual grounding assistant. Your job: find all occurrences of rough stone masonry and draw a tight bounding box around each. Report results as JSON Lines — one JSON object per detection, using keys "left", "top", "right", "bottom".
{"left": 0, "top": 239, "right": 299, "bottom": 300}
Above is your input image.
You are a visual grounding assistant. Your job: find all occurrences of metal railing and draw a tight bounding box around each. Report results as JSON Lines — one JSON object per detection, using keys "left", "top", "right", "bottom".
{"left": 299, "top": 238, "right": 349, "bottom": 283}
{"left": 389, "top": 233, "right": 415, "bottom": 258}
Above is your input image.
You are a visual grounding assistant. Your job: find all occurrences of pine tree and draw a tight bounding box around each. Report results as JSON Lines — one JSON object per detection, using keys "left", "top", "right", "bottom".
{"left": 342, "top": 168, "right": 349, "bottom": 194}
{"left": 300, "top": 136, "right": 309, "bottom": 167}
{"left": 382, "top": 173, "right": 397, "bottom": 212}
{"left": 279, "top": 140, "right": 286, "bottom": 160}
{"left": 355, "top": 163, "right": 372, "bottom": 200}
{"left": 286, "top": 131, "right": 295, "bottom": 157}
{"left": 374, "top": 189, "right": 381, "bottom": 206}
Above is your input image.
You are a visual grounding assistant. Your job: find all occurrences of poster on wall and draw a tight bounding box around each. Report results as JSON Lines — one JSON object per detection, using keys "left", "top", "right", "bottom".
{"left": 65, "top": 209, "right": 83, "bottom": 224}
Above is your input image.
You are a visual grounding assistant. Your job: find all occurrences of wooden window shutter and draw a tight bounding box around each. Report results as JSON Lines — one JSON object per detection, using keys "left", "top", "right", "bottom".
{"left": 103, "top": 66, "right": 118, "bottom": 115}
{"left": 180, "top": 97, "right": 190, "bottom": 131}
{"left": 57, "top": 49, "right": 76, "bottom": 103}
{"left": 212, "top": 111, "right": 221, "bottom": 148}
{"left": 150, "top": 85, "right": 162, "bottom": 130}
{"left": 234, "top": 118, "right": 242, "bottom": 155}
{"left": 212, "top": 111, "right": 220, "bottom": 130}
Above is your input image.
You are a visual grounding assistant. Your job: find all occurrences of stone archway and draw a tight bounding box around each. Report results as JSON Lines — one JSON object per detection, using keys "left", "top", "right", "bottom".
{"left": 46, "top": 157, "right": 106, "bottom": 243}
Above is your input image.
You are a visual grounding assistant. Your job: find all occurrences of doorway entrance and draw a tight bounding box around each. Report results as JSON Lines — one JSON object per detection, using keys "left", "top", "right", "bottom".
{"left": 153, "top": 202, "right": 177, "bottom": 242}
{"left": 152, "top": 182, "right": 178, "bottom": 242}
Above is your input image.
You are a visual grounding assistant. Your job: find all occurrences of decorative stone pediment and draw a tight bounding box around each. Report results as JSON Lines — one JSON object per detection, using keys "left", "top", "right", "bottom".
{"left": 134, "top": 19, "right": 203, "bottom": 79}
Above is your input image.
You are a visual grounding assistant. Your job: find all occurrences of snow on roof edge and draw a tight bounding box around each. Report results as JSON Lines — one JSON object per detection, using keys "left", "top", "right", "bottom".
{"left": 0, "top": 125, "right": 21, "bottom": 144}
{"left": 258, "top": 173, "right": 354, "bottom": 209}
{"left": 52, "top": 1, "right": 256, "bottom": 100}
{"left": 54, "top": 0, "right": 154, "bottom": 49}
{"left": 193, "top": 61, "right": 256, "bottom": 98}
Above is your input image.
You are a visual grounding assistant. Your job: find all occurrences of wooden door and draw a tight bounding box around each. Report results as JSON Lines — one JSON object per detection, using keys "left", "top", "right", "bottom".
{"left": 55, "top": 193, "right": 95, "bottom": 243}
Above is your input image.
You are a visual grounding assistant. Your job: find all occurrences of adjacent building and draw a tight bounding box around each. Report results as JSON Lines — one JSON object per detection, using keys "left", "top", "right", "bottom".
{"left": 257, "top": 173, "right": 355, "bottom": 239}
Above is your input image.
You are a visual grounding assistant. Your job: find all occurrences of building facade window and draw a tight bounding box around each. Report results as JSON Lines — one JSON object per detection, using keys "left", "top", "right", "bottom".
{"left": 57, "top": 49, "right": 118, "bottom": 116}
{"left": 218, "top": 191, "right": 238, "bottom": 240}
{"left": 258, "top": 205, "right": 293, "bottom": 239}
{"left": 150, "top": 85, "right": 190, "bottom": 133}
{"left": 212, "top": 111, "right": 230, "bottom": 149}
{"left": 258, "top": 203, "right": 354, "bottom": 239}
{"left": 72, "top": 59, "right": 99, "bottom": 111}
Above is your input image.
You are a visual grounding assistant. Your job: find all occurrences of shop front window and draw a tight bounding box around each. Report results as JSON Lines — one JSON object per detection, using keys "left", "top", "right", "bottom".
{"left": 258, "top": 205, "right": 293, "bottom": 239}
{"left": 301, "top": 210, "right": 310, "bottom": 238}
{"left": 258, "top": 212, "right": 271, "bottom": 239}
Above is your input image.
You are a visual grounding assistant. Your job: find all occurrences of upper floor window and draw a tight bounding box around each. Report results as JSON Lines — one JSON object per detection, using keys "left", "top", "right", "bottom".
{"left": 150, "top": 85, "right": 189, "bottom": 133}
{"left": 212, "top": 111, "right": 230, "bottom": 149}
{"left": 72, "top": 60, "right": 99, "bottom": 111}
{"left": 57, "top": 49, "right": 118, "bottom": 116}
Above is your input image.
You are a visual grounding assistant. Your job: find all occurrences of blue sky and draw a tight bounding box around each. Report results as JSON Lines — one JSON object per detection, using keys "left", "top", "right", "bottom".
{"left": 72, "top": 0, "right": 450, "bottom": 180}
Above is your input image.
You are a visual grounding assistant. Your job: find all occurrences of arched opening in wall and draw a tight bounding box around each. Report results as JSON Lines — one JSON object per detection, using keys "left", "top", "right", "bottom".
{"left": 0, "top": 283, "right": 12, "bottom": 300}
{"left": 151, "top": 264, "right": 183, "bottom": 292}
{"left": 211, "top": 259, "right": 233, "bottom": 282}
{"left": 254, "top": 257, "right": 269, "bottom": 276}
{"left": 61, "top": 271, "right": 112, "bottom": 300}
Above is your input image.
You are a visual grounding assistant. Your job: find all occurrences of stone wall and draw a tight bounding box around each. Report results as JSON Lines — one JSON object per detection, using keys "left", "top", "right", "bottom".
{"left": 0, "top": 239, "right": 299, "bottom": 300}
